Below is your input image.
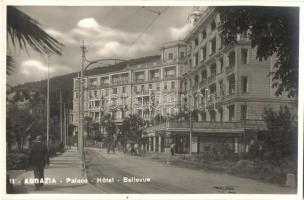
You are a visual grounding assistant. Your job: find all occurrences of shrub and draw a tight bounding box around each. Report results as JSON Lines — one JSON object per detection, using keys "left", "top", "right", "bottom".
{"left": 7, "top": 153, "right": 29, "bottom": 170}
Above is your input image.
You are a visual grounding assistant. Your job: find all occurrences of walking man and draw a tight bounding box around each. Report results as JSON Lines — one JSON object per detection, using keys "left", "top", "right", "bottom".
{"left": 29, "top": 135, "right": 49, "bottom": 190}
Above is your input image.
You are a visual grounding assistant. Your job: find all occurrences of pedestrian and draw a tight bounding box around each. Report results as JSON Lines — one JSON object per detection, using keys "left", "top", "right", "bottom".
{"left": 170, "top": 143, "right": 176, "bottom": 156}
{"left": 28, "top": 135, "right": 49, "bottom": 190}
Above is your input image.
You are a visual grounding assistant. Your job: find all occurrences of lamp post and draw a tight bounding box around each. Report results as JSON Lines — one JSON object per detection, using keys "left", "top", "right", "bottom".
{"left": 78, "top": 41, "right": 126, "bottom": 172}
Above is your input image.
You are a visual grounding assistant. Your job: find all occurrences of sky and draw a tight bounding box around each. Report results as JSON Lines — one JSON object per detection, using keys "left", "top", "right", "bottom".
{"left": 7, "top": 6, "right": 198, "bottom": 86}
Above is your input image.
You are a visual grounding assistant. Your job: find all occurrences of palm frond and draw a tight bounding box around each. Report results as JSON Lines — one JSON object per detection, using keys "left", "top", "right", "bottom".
{"left": 6, "top": 55, "right": 14, "bottom": 75}
{"left": 7, "top": 6, "right": 63, "bottom": 55}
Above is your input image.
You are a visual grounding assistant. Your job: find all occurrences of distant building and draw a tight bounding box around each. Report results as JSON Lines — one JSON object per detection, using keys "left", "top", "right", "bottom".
{"left": 71, "top": 41, "right": 187, "bottom": 137}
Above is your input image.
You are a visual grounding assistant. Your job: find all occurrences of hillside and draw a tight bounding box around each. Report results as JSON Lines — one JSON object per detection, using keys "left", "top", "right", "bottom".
{"left": 13, "top": 55, "right": 161, "bottom": 108}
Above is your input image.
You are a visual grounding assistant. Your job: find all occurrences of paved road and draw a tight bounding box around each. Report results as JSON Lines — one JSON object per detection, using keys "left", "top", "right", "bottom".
{"left": 85, "top": 148, "right": 296, "bottom": 194}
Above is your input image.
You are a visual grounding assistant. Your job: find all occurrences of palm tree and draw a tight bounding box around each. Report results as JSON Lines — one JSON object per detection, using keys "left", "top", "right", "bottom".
{"left": 7, "top": 6, "right": 63, "bottom": 75}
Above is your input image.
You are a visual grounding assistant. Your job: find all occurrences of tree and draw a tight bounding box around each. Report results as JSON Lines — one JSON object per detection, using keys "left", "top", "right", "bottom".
{"left": 217, "top": 6, "right": 299, "bottom": 98}
{"left": 261, "top": 106, "right": 297, "bottom": 163}
{"left": 7, "top": 105, "right": 34, "bottom": 152}
{"left": 83, "top": 116, "right": 93, "bottom": 142}
{"left": 122, "top": 114, "right": 144, "bottom": 144}
{"left": 7, "top": 6, "right": 63, "bottom": 74}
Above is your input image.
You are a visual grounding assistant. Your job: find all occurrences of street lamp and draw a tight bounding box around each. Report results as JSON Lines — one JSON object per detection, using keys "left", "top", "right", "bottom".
{"left": 78, "top": 41, "right": 126, "bottom": 173}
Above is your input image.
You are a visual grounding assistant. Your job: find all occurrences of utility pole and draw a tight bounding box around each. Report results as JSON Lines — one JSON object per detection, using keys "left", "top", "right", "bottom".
{"left": 189, "top": 94, "right": 192, "bottom": 155}
{"left": 79, "top": 41, "right": 86, "bottom": 174}
{"left": 46, "top": 53, "right": 50, "bottom": 149}
{"left": 60, "top": 89, "right": 63, "bottom": 143}
{"left": 78, "top": 73, "right": 81, "bottom": 151}
{"left": 63, "top": 102, "right": 66, "bottom": 148}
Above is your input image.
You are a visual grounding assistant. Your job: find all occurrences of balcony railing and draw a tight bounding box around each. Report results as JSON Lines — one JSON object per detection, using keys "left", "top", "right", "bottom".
{"left": 164, "top": 75, "right": 176, "bottom": 80}
{"left": 100, "top": 83, "right": 109, "bottom": 88}
{"left": 200, "top": 79, "right": 207, "bottom": 87}
{"left": 207, "top": 75, "right": 216, "bottom": 83}
{"left": 144, "top": 120, "right": 267, "bottom": 133}
{"left": 112, "top": 80, "right": 129, "bottom": 86}
{"left": 149, "top": 77, "right": 160, "bottom": 81}
{"left": 134, "top": 79, "right": 145, "bottom": 83}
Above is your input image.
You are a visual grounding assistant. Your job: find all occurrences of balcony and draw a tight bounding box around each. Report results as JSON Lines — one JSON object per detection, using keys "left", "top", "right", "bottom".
{"left": 207, "top": 75, "right": 216, "bottom": 83}
{"left": 100, "top": 83, "right": 109, "bottom": 88}
{"left": 135, "top": 90, "right": 150, "bottom": 95}
{"left": 149, "top": 77, "right": 160, "bottom": 81}
{"left": 164, "top": 75, "right": 176, "bottom": 80}
{"left": 134, "top": 79, "right": 145, "bottom": 83}
{"left": 144, "top": 120, "right": 267, "bottom": 133}
{"left": 112, "top": 80, "right": 129, "bottom": 86}
{"left": 226, "top": 65, "right": 235, "bottom": 74}
{"left": 200, "top": 79, "right": 207, "bottom": 87}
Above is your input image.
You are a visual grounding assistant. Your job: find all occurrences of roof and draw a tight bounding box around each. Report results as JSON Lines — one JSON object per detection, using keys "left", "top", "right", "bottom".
{"left": 84, "top": 55, "right": 161, "bottom": 77}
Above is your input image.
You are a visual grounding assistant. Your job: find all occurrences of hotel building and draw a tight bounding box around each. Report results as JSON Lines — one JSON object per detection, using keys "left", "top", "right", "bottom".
{"left": 72, "top": 7, "right": 295, "bottom": 154}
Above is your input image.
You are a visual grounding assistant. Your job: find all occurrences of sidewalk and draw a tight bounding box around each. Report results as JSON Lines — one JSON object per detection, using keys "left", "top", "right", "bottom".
{"left": 9, "top": 147, "right": 101, "bottom": 193}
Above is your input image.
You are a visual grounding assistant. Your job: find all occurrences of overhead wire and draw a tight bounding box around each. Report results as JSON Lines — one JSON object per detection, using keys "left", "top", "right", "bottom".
{"left": 120, "top": 6, "right": 170, "bottom": 58}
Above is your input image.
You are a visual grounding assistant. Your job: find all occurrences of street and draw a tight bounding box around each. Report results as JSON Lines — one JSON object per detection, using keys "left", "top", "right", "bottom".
{"left": 85, "top": 148, "right": 297, "bottom": 194}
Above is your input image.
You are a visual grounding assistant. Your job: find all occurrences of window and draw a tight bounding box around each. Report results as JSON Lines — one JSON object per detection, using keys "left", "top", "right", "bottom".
{"left": 219, "top": 57, "right": 224, "bottom": 73}
{"left": 241, "top": 104, "right": 247, "bottom": 120}
{"left": 219, "top": 80, "right": 224, "bottom": 96}
{"left": 241, "top": 76, "right": 248, "bottom": 93}
{"left": 201, "top": 46, "right": 207, "bottom": 61}
{"left": 228, "top": 51, "right": 236, "bottom": 67}
{"left": 210, "top": 63, "right": 217, "bottom": 77}
{"left": 171, "top": 81, "right": 175, "bottom": 89}
{"left": 202, "top": 112, "right": 206, "bottom": 121}
{"left": 211, "top": 20, "right": 216, "bottom": 31}
{"left": 211, "top": 37, "right": 216, "bottom": 55}
{"left": 202, "top": 30, "right": 207, "bottom": 39}
{"left": 141, "top": 85, "right": 145, "bottom": 91}
{"left": 113, "top": 88, "right": 117, "bottom": 94}
{"left": 194, "top": 38, "right": 199, "bottom": 47}
{"left": 194, "top": 53, "right": 199, "bottom": 67}
{"left": 156, "top": 83, "right": 160, "bottom": 90}
{"left": 134, "top": 85, "right": 138, "bottom": 92}
{"left": 201, "top": 70, "right": 207, "bottom": 80}
{"left": 194, "top": 75, "right": 199, "bottom": 87}
{"left": 168, "top": 53, "right": 173, "bottom": 60}
{"left": 228, "top": 75, "right": 235, "bottom": 95}
{"left": 122, "top": 86, "right": 126, "bottom": 93}
{"left": 219, "top": 34, "right": 224, "bottom": 49}
{"left": 180, "top": 51, "right": 185, "bottom": 59}
{"left": 149, "top": 84, "right": 152, "bottom": 89}
{"left": 210, "top": 110, "right": 216, "bottom": 122}
{"left": 164, "top": 82, "right": 168, "bottom": 90}
{"left": 219, "top": 107, "right": 223, "bottom": 122}
{"left": 241, "top": 49, "right": 249, "bottom": 64}
{"left": 228, "top": 104, "right": 235, "bottom": 121}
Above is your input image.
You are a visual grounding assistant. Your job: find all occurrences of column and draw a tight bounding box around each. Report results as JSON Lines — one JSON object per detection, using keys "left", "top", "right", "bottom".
{"left": 148, "top": 137, "right": 152, "bottom": 151}
{"left": 153, "top": 136, "right": 157, "bottom": 152}
{"left": 158, "top": 136, "right": 162, "bottom": 152}
{"left": 234, "top": 136, "right": 238, "bottom": 153}
{"left": 198, "top": 112, "right": 202, "bottom": 122}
